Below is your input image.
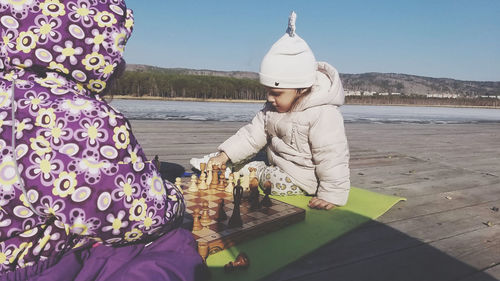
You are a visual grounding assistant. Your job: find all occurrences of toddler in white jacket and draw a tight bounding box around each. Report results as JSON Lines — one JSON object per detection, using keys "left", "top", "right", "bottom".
{"left": 193, "top": 12, "right": 350, "bottom": 210}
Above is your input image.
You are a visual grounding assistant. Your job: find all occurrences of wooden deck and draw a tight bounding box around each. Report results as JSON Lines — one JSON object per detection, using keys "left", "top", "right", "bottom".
{"left": 131, "top": 120, "right": 500, "bottom": 281}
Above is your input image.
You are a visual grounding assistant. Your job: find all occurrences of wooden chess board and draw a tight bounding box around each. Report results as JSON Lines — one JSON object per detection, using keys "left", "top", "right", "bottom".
{"left": 179, "top": 179, "right": 306, "bottom": 258}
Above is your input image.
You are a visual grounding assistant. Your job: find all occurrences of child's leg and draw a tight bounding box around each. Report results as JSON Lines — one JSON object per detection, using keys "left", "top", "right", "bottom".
{"left": 258, "top": 165, "right": 306, "bottom": 196}
{"left": 226, "top": 161, "right": 305, "bottom": 196}
{"left": 231, "top": 160, "right": 267, "bottom": 176}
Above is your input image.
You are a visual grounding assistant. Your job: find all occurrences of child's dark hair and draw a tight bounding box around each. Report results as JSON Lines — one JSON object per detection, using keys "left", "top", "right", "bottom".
{"left": 291, "top": 87, "right": 313, "bottom": 110}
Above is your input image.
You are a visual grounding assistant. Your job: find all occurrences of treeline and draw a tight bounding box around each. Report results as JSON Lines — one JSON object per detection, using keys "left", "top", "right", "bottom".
{"left": 108, "top": 69, "right": 267, "bottom": 100}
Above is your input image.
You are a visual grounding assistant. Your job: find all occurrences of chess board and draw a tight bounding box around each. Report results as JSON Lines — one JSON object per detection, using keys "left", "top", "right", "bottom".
{"left": 179, "top": 179, "right": 306, "bottom": 257}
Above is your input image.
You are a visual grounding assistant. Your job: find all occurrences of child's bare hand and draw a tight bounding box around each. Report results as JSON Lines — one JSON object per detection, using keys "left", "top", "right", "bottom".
{"left": 207, "top": 151, "right": 229, "bottom": 169}
{"left": 308, "top": 197, "right": 336, "bottom": 210}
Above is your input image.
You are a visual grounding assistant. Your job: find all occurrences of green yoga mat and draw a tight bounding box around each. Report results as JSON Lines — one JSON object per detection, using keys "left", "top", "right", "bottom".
{"left": 206, "top": 187, "right": 405, "bottom": 281}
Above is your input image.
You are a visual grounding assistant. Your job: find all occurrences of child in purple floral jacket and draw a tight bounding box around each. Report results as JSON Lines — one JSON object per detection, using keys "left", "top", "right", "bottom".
{"left": 0, "top": 1, "right": 203, "bottom": 279}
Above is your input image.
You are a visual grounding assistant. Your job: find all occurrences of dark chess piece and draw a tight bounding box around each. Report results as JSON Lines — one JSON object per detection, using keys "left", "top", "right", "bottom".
{"left": 209, "top": 164, "right": 219, "bottom": 190}
{"left": 224, "top": 252, "right": 250, "bottom": 272}
{"left": 261, "top": 181, "right": 272, "bottom": 207}
{"left": 228, "top": 180, "right": 243, "bottom": 228}
{"left": 248, "top": 182, "right": 260, "bottom": 210}
{"left": 216, "top": 199, "right": 228, "bottom": 222}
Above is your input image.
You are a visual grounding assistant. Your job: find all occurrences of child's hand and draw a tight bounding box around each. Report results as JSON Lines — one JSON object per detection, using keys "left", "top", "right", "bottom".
{"left": 207, "top": 151, "right": 229, "bottom": 169}
{"left": 308, "top": 197, "right": 336, "bottom": 210}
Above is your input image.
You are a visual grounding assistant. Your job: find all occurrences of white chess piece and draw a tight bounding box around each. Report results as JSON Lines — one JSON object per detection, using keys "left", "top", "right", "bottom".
{"left": 206, "top": 166, "right": 212, "bottom": 186}
{"left": 198, "top": 172, "right": 208, "bottom": 190}
{"left": 225, "top": 173, "right": 234, "bottom": 193}
{"left": 174, "top": 177, "right": 182, "bottom": 189}
{"left": 174, "top": 177, "right": 183, "bottom": 193}
{"left": 188, "top": 174, "right": 199, "bottom": 192}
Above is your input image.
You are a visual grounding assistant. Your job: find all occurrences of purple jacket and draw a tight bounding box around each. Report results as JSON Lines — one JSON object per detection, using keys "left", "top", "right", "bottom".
{"left": 0, "top": 0, "right": 184, "bottom": 274}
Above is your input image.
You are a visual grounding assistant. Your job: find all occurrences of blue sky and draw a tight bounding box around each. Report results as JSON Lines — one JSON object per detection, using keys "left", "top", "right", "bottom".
{"left": 123, "top": 0, "right": 500, "bottom": 82}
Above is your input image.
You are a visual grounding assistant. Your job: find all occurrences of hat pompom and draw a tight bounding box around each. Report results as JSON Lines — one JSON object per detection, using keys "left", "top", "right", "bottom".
{"left": 286, "top": 11, "right": 297, "bottom": 37}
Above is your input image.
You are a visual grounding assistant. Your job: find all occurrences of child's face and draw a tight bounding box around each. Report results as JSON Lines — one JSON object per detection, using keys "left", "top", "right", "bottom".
{"left": 266, "top": 88, "right": 300, "bottom": 113}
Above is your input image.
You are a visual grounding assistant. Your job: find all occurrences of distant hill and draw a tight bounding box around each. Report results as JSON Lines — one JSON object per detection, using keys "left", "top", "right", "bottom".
{"left": 124, "top": 64, "right": 500, "bottom": 98}
{"left": 340, "top": 72, "right": 500, "bottom": 97}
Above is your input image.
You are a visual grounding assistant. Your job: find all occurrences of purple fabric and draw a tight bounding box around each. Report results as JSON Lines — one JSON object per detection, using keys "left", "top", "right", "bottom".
{"left": 0, "top": 0, "right": 201, "bottom": 278}
{"left": 0, "top": 228, "right": 206, "bottom": 281}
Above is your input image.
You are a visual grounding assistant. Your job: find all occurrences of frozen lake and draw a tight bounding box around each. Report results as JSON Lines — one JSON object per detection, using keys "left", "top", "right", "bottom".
{"left": 109, "top": 99, "right": 500, "bottom": 124}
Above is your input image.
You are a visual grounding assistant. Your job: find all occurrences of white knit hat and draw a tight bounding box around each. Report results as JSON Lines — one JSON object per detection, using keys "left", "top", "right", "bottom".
{"left": 259, "top": 11, "right": 317, "bottom": 88}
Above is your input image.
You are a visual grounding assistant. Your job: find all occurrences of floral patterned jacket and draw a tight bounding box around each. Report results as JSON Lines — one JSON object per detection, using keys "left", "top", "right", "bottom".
{"left": 0, "top": 0, "right": 184, "bottom": 273}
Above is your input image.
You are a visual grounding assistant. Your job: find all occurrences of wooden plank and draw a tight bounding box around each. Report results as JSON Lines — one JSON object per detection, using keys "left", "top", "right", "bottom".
{"left": 371, "top": 172, "right": 500, "bottom": 198}
{"left": 457, "top": 264, "right": 500, "bottom": 281}
{"left": 351, "top": 163, "right": 459, "bottom": 190}
{"left": 349, "top": 154, "right": 421, "bottom": 168}
{"left": 379, "top": 183, "right": 500, "bottom": 223}
{"left": 429, "top": 225, "right": 500, "bottom": 270}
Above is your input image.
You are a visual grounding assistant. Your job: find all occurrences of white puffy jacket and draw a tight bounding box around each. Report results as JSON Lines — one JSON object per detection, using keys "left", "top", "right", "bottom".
{"left": 219, "top": 62, "right": 350, "bottom": 206}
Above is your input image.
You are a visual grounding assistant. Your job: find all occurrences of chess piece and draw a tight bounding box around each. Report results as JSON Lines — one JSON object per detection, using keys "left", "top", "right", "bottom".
{"left": 192, "top": 208, "right": 203, "bottom": 231}
{"left": 188, "top": 174, "right": 199, "bottom": 192}
{"left": 153, "top": 155, "right": 161, "bottom": 171}
{"left": 198, "top": 242, "right": 209, "bottom": 263}
{"left": 217, "top": 172, "right": 226, "bottom": 191}
{"left": 206, "top": 164, "right": 213, "bottom": 186}
{"left": 224, "top": 252, "right": 250, "bottom": 272}
{"left": 174, "top": 177, "right": 182, "bottom": 189}
{"left": 174, "top": 177, "right": 183, "bottom": 194}
{"left": 221, "top": 163, "right": 229, "bottom": 179}
{"left": 248, "top": 167, "right": 257, "bottom": 180}
{"left": 225, "top": 174, "right": 234, "bottom": 193}
{"left": 261, "top": 181, "right": 272, "bottom": 207}
{"left": 216, "top": 199, "right": 228, "bottom": 222}
{"left": 249, "top": 177, "right": 259, "bottom": 189}
{"left": 228, "top": 180, "right": 243, "bottom": 228}
{"left": 249, "top": 180, "right": 260, "bottom": 210}
{"left": 249, "top": 176, "right": 259, "bottom": 203}
{"left": 198, "top": 162, "right": 208, "bottom": 190}
{"left": 200, "top": 200, "right": 211, "bottom": 226}
{"left": 210, "top": 165, "right": 219, "bottom": 190}
{"left": 198, "top": 173, "right": 208, "bottom": 190}
{"left": 249, "top": 167, "right": 259, "bottom": 187}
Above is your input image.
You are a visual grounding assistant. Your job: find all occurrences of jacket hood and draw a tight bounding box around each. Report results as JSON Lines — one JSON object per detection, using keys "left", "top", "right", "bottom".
{"left": 293, "top": 61, "right": 345, "bottom": 111}
{"left": 0, "top": 0, "right": 133, "bottom": 94}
